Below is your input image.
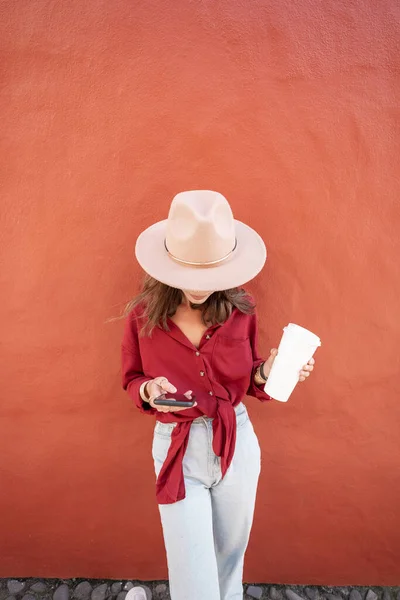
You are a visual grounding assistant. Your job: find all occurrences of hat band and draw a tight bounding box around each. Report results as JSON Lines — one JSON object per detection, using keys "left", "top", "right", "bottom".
{"left": 164, "top": 239, "right": 237, "bottom": 267}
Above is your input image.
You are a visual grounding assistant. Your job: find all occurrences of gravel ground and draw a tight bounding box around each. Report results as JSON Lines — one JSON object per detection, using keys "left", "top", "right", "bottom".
{"left": 1, "top": 579, "right": 399, "bottom": 600}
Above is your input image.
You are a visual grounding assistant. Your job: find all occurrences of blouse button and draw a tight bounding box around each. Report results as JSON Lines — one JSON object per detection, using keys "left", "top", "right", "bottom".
{"left": 209, "top": 391, "right": 213, "bottom": 396}
{"left": 200, "top": 371, "right": 205, "bottom": 377}
{"left": 205, "top": 334, "right": 211, "bottom": 339}
{"left": 195, "top": 351, "right": 200, "bottom": 356}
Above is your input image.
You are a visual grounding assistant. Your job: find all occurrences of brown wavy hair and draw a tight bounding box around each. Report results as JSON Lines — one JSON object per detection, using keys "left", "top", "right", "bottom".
{"left": 118, "top": 275, "right": 255, "bottom": 336}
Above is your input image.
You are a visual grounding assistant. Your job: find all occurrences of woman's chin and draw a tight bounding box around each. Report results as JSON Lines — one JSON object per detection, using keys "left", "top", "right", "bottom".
{"left": 185, "top": 292, "right": 211, "bottom": 304}
{"left": 188, "top": 296, "right": 209, "bottom": 305}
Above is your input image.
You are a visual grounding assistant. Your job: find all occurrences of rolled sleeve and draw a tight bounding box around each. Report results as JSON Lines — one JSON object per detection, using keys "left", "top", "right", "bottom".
{"left": 121, "top": 312, "right": 156, "bottom": 415}
{"left": 246, "top": 312, "right": 272, "bottom": 403}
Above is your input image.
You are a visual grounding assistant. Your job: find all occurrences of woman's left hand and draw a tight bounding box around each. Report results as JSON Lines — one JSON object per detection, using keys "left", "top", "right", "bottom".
{"left": 298, "top": 356, "right": 315, "bottom": 381}
{"left": 264, "top": 348, "right": 316, "bottom": 382}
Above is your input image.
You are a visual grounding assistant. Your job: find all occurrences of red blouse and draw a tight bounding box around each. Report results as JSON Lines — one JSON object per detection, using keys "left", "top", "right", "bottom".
{"left": 121, "top": 303, "right": 272, "bottom": 504}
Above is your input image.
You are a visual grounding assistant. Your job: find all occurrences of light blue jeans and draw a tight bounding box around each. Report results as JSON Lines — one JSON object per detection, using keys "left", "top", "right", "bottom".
{"left": 152, "top": 402, "right": 261, "bottom": 600}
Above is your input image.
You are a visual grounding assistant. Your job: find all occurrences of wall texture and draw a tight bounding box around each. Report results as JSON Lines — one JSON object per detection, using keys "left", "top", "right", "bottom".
{"left": 1, "top": 0, "right": 399, "bottom": 586}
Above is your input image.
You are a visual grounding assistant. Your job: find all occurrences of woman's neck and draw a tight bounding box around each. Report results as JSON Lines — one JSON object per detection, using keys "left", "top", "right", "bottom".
{"left": 179, "top": 295, "right": 204, "bottom": 315}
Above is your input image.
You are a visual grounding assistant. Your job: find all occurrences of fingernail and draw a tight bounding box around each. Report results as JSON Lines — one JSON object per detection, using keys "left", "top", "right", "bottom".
{"left": 171, "top": 386, "right": 177, "bottom": 393}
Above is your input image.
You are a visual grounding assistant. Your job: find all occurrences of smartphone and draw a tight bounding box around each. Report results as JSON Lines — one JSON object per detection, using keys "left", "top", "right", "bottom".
{"left": 153, "top": 392, "right": 196, "bottom": 408}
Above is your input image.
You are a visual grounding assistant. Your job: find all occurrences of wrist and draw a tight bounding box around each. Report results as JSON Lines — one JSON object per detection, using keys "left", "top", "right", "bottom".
{"left": 259, "top": 361, "right": 269, "bottom": 381}
{"left": 139, "top": 380, "right": 152, "bottom": 402}
{"left": 254, "top": 362, "right": 268, "bottom": 386}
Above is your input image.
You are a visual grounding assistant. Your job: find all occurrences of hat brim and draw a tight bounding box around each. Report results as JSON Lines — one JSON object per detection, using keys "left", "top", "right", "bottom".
{"left": 135, "top": 220, "right": 267, "bottom": 292}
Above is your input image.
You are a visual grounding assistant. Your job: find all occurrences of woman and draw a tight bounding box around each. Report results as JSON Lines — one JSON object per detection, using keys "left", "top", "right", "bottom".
{"left": 121, "top": 190, "right": 315, "bottom": 600}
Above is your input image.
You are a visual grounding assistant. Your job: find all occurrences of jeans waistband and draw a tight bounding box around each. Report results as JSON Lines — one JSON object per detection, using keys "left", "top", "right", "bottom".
{"left": 192, "top": 402, "right": 246, "bottom": 424}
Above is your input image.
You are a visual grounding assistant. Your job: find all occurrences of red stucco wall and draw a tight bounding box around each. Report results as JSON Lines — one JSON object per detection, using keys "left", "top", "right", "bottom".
{"left": 1, "top": 0, "right": 399, "bottom": 585}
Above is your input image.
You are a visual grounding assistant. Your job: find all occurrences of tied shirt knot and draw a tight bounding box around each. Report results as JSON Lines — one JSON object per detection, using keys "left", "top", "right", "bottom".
{"left": 155, "top": 398, "right": 237, "bottom": 504}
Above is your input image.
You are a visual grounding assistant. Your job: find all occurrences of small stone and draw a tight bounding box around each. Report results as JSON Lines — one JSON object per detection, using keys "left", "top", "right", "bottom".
{"left": 383, "top": 591, "right": 392, "bottom": 600}
{"left": 21, "top": 594, "right": 36, "bottom": 600}
{"left": 154, "top": 585, "right": 167, "bottom": 595}
{"left": 5, "top": 596, "right": 17, "bottom": 600}
{"left": 8, "top": 582, "right": 25, "bottom": 596}
{"left": 110, "top": 584, "right": 122, "bottom": 595}
{"left": 123, "top": 585, "right": 133, "bottom": 593}
{"left": 30, "top": 584, "right": 47, "bottom": 593}
{"left": 270, "top": 588, "right": 282, "bottom": 600}
{"left": 286, "top": 591, "right": 304, "bottom": 600}
{"left": 116, "top": 593, "right": 127, "bottom": 600}
{"left": 54, "top": 585, "right": 69, "bottom": 600}
{"left": 350, "top": 591, "right": 362, "bottom": 600}
{"left": 326, "top": 595, "right": 342, "bottom": 600}
{"left": 91, "top": 585, "right": 108, "bottom": 600}
{"left": 306, "top": 589, "right": 318, "bottom": 600}
{"left": 396, "top": 591, "right": 400, "bottom": 600}
{"left": 74, "top": 583, "right": 92, "bottom": 600}
{"left": 247, "top": 585, "right": 263, "bottom": 599}
{"left": 365, "top": 592, "right": 378, "bottom": 600}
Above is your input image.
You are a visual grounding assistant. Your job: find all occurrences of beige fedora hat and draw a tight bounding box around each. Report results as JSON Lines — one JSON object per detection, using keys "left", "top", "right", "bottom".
{"left": 135, "top": 190, "right": 267, "bottom": 292}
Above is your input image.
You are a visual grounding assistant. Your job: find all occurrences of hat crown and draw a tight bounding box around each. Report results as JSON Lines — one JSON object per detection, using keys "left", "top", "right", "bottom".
{"left": 166, "top": 190, "right": 236, "bottom": 264}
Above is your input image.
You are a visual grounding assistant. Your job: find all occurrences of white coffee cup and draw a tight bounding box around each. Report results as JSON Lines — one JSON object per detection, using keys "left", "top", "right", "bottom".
{"left": 264, "top": 323, "right": 321, "bottom": 402}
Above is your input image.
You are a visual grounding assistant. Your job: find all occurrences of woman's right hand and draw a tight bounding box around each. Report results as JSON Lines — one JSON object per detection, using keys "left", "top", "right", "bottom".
{"left": 145, "top": 376, "right": 197, "bottom": 413}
